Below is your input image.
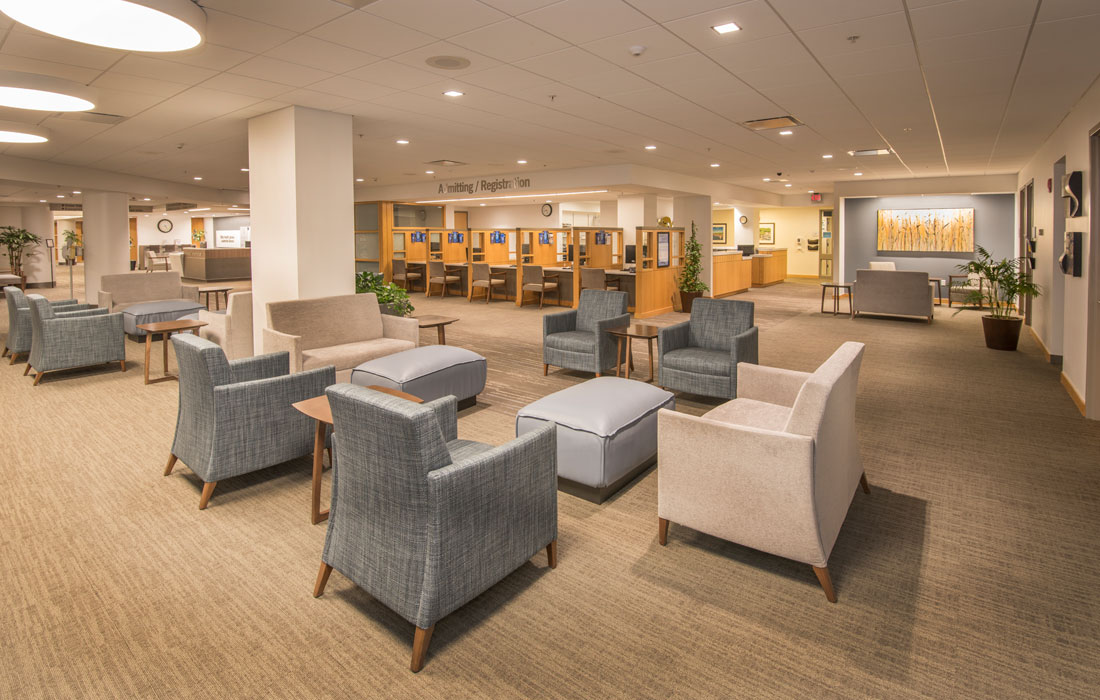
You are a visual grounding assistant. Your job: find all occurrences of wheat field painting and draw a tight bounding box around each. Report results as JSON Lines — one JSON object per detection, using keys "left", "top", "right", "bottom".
{"left": 877, "top": 208, "right": 974, "bottom": 252}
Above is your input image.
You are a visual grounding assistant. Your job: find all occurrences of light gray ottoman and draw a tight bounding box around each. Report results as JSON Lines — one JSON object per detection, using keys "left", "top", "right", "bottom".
{"left": 516, "top": 376, "right": 674, "bottom": 503}
{"left": 350, "top": 345, "right": 486, "bottom": 409}
{"left": 122, "top": 299, "right": 204, "bottom": 336}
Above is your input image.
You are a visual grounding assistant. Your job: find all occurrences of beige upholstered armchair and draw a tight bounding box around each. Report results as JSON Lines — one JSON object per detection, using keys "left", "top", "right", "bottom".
{"left": 656, "top": 342, "right": 868, "bottom": 602}
{"left": 948, "top": 272, "right": 983, "bottom": 308}
{"left": 200, "top": 291, "right": 253, "bottom": 360}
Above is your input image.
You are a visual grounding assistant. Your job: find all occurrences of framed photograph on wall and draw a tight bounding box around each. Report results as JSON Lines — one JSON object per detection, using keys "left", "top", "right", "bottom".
{"left": 712, "top": 223, "right": 727, "bottom": 244}
{"left": 657, "top": 231, "right": 670, "bottom": 268}
{"left": 758, "top": 222, "right": 776, "bottom": 245}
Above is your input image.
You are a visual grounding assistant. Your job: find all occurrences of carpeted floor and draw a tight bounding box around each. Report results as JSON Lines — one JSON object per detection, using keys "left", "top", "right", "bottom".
{"left": 3, "top": 266, "right": 1099, "bottom": 698}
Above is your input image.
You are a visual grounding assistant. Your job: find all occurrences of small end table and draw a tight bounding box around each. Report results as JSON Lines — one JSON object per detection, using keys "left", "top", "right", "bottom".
{"left": 820, "top": 283, "right": 854, "bottom": 317}
{"left": 929, "top": 277, "right": 945, "bottom": 306}
{"left": 609, "top": 323, "right": 660, "bottom": 382}
{"left": 136, "top": 318, "right": 206, "bottom": 384}
{"left": 416, "top": 315, "right": 458, "bottom": 344}
{"left": 198, "top": 286, "right": 234, "bottom": 310}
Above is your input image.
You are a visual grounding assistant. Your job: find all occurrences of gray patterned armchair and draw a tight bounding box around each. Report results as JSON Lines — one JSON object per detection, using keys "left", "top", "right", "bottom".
{"left": 26, "top": 295, "right": 125, "bottom": 385}
{"left": 542, "top": 289, "right": 629, "bottom": 376}
{"left": 3, "top": 286, "right": 91, "bottom": 363}
{"left": 313, "top": 383, "right": 558, "bottom": 673}
{"left": 658, "top": 298, "right": 758, "bottom": 399}
{"left": 164, "top": 334, "right": 335, "bottom": 510}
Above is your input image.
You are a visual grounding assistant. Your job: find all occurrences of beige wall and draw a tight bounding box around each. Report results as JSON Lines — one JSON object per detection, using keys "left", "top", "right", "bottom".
{"left": 758, "top": 206, "right": 826, "bottom": 277}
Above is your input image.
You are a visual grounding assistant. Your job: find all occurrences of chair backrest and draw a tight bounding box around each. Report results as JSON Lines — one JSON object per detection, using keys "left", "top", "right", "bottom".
{"left": 4, "top": 286, "right": 27, "bottom": 316}
{"left": 688, "top": 298, "right": 754, "bottom": 352}
{"left": 227, "top": 291, "right": 251, "bottom": 320}
{"left": 580, "top": 267, "right": 606, "bottom": 290}
{"left": 472, "top": 262, "right": 491, "bottom": 281}
{"left": 266, "top": 293, "right": 383, "bottom": 350}
{"left": 168, "top": 252, "right": 184, "bottom": 273}
{"left": 172, "top": 332, "right": 233, "bottom": 390}
{"left": 428, "top": 260, "right": 445, "bottom": 278}
{"left": 101, "top": 271, "right": 182, "bottom": 305}
{"left": 393, "top": 259, "right": 406, "bottom": 276}
{"left": 869, "top": 261, "right": 896, "bottom": 271}
{"left": 854, "top": 269, "right": 929, "bottom": 295}
{"left": 523, "top": 265, "right": 544, "bottom": 286}
{"left": 576, "top": 289, "right": 628, "bottom": 332}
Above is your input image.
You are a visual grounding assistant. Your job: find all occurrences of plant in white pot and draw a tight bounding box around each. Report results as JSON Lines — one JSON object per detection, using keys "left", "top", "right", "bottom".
{"left": 955, "top": 244, "right": 1040, "bottom": 351}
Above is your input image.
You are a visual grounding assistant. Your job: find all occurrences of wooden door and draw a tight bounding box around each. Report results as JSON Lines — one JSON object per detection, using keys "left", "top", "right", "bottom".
{"left": 129, "top": 218, "right": 138, "bottom": 263}
{"left": 75, "top": 221, "right": 84, "bottom": 262}
{"left": 454, "top": 210, "right": 468, "bottom": 230}
{"left": 191, "top": 217, "right": 205, "bottom": 246}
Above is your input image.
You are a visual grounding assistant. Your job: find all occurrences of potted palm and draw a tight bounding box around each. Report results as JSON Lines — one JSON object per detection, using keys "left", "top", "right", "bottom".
{"left": 955, "top": 245, "right": 1040, "bottom": 351}
{"left": 676, "top": 220, "right": 709, "bottom": 313}
{"left": 0, "top": 225, "right": 42, "bottom": 278}
{"left": 355, "top": 270, "right": 415, "bottom": 316}
{"left": 61, "top": 229, "right": 82, "bottom": 264}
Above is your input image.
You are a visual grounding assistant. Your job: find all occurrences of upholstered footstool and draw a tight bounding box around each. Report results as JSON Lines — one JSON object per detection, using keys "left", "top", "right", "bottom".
{"left": 516, "top": 376, "right": 674, "bottom": 503}
{"left": 350, "top": 345, "right": 486, "bottom": 409}
{"left": 122, "top": 299, "right": 204, "bottom": 336}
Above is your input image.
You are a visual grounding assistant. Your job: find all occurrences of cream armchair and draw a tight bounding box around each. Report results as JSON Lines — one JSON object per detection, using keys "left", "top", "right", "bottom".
{"left": 656, "top": 342, "right": 868, "bottom": 602}
{"left": 200, "top": 291, "right": 253, "bottom": 360}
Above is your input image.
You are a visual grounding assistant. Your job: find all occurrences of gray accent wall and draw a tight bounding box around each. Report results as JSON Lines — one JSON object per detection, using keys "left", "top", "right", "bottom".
{"left": 843, "top": 193, "right": 1015, "bottom": 280}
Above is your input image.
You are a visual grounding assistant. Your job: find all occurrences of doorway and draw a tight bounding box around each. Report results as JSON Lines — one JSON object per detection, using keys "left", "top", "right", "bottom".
{"left": 818, "top": 209, "right": 834, "bottom": 280}
{"left": 1050, "top": 157, "right": 1066, "bottom": 363}
{"left": 1086, "top": 126, "right": 1100, "bottom": 419}
{"left": 1019, "top": 180, "right": 1034, "bottom": 325}
{"left": 454, "top": 210, "right": 468, "bottom": 230}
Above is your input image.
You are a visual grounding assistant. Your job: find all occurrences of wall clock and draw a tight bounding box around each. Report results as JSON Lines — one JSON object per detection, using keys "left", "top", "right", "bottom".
{"left": 739, "top": 215, "right": 748, "bottom": 225}
{"left": 541, "top": 203, "right": 553, "bottom": 217}
{"left": 157, "top": 218, "right": 173, "bottom": 233}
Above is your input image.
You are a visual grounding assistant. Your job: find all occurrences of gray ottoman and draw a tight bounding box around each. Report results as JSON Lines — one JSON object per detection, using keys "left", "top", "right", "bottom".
{"left": 516, "top": 376, "right": 674, "bottom": 503}
{"left": 122, "top": 299, "right": 204, "bottom": 336}
{"left": 350, "top": 345, "right": 486, "bottom": 409}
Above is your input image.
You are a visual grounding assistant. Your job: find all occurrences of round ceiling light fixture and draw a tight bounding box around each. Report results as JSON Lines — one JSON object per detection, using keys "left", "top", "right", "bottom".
{"left": 0, "top": 71, "right": 95, "bottom": 111}
{"left": 0, "top": 120, "right": 48, "bottom": 143}
{"left": 0, "top": 0, "right": 206, "bottom": 52}
{"left": 425, "top": 55, "right": 471, "bottom": 71}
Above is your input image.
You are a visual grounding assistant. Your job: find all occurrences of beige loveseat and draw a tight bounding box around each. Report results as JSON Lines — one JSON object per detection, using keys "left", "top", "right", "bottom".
{"left": 98, "top": 271, "right": 199, "bottom": 312}
{"left": 263, "top": 293, "right": 418, "bottom": 374}
{"left": 852, "top": 269, "right": 933, "bottom": 322}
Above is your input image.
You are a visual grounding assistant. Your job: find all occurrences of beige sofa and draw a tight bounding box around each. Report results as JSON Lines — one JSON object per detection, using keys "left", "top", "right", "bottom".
{"left": 199, "top": 291, "right": 253, "bottom": 360}
{"left": 852, "top": 269, "right": 933, "bottom": 322}
{"left": 98, "top": 271, "right": 199, "bottom": 312}
{"left": 264, "top": 292, "right": 418, "bottom": 374}
{"left": 657, "top": 342, "right": 868, "bottom": 602}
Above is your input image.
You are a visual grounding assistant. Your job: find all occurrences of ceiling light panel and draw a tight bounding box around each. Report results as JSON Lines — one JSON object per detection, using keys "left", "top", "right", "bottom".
{"left": 0, "top": 71, "right": 95, "bottom": 111}
{"left": 712, "top": 22, "right": 741, "bottom": 34}
{"left": 0, "top": 0, "right": 206, "bottom": 52}
{"left": 0, "top": 120, "right": 48, "bottom": 143}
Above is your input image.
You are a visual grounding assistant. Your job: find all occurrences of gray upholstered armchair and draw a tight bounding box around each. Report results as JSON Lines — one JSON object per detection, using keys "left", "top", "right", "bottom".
{"left": 25, "top": 295, "right": 125, "bottom": 385}
{"left": 3, "top": 286, "right": 91, "bottom": 363}
{"left": 164, "top": 334, "right": 335, "bottom": 510}
{"left": 542, "top": 289, "right": 629, "bottom": 376}
{"left": 313, "top": 383, "right": 558, "bottom": 673}
{"left": 658, "top": 297, "right": 758, "bottom": 399}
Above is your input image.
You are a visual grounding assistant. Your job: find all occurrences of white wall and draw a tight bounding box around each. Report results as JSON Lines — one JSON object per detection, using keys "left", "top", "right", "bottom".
{"left": 759, "top": 206, "right": 827, "bottom": 277}
{"left": 135, "top": 211, "right": 194, "bottom": 246}
{"left": 467, "top": 203, "right": 562, "bottom": 229}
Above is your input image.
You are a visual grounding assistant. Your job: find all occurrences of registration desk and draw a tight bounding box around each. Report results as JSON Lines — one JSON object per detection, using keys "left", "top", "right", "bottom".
{"left": 183, "top": 248, "right": 251, "bottom": 281}
{"left": 713, "top": 252, "right": 753, "bottom": 297}
{"left": 751, "top": 248, "right": 787, "bottom": 287}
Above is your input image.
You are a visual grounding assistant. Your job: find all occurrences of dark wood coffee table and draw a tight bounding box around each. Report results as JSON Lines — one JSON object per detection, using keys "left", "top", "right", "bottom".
{"left": 609, "top": 323, "right": 660, "bottom": 382}
{"left": 136, "top": 318, "right": 206, "bottom": 385}
{"left": 416, "top": 315, "right": 458, "bottom": 344}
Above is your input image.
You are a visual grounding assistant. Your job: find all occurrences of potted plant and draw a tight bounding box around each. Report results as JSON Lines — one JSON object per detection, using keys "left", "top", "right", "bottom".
{"left": 955, "top": 244, "right": 1040, "bottom": 351}
{"left": 355, "top": 270, "right": 415, "bottom": 316}
{"left": 0, "top": 226, "right": 42, "bottom": 278}
{"left": 61, "top": 229, "right": 81, "bottom": 264}
{"left": 676, "top": 220, "right": 709, "bottom": 313}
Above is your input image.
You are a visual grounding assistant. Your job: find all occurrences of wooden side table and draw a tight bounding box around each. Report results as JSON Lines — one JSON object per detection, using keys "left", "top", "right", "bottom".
{"left": 136, "top": 319, "right": 206, "bottom": 384}
{"left": 820, "top": 283, "right": 854, "bottom": 317}
{"left": 292, "top": 386, "right": 422, "bottom": 525}
{"left": 416, "top": 315, "right": 458, "bottom": 344}
{"left": 198, "top": 286, "right": 233, "bottom": 310}
{"left": 608, "top": 323, "right": 660, "bottom": 382}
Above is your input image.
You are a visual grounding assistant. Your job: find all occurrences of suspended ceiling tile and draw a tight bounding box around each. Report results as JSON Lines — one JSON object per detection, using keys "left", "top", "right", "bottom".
{"left": 663, "top": 1, "right": 791, "bottom": 51}
{"left": 1037, "top": 0, "right": 1100, "bottom": 21}
{"left": 916, "top": 25, "right": 1028, "bottom": 67}
{"left": 623, "top": 0, "right": 755, "bottom": 23}
{"left": 229, "top": 56, "right": 335, "bottom": 88}
{"left": 815, "top": 44, "right": 919, "bottom": 78}
{"left": 462, "top": 65, "right": 557, "bottom": 92}
{"left": 112, "top": 56, "right": 219, "bottom": 85}
{"left": 477, "top": 0, "right": 562, "bottom": 16}
{"left": 200, "top": 0, "right": 352, "bottom": 32}
{"left": 204, "top": 9, "right": 298, "bottom": 54}
{"left": 0, "top": 55, "right": 102, "bottom": 83}
{"left": 309, "top": 10, "right": 437, "bottom": 56}
{"left": 519, "top": 0, "right": 654, "bottom": 44}
{"left": 390, "top": 41, "right": 501, "bottom": 77}
{"left": 160, "top": 43, "right": 255, "bottom": 72}
{"left": 199, "top": 73, "right": 291, "bottom": 99}
{"left": 909, "top": 0, "right": 1039, "bottom": 41}
{"left": 265, "top": 35, "right": 378, "bottom": 73}
{"left": 449, "top": 19, "right": 570, "bottom": 63}
{"left": 2, "top": 30, "right": 122, "bottom": 70}
{"left": 309, "top": 75, "right": 398, "bottom": 101}
{"left": 515, "top": 47, "right": 619, "bottom": 83}
{"left": 365, "top": 0, "right": 507, "bottom": 38}
{"left": 581, "top": 25, "right": 695, "bottom": 67}
{"left": 769, "top": 0, "right": 904, "bottom": 31}
{"left": 798, "top": 12, "right": 912, "bottom": 56}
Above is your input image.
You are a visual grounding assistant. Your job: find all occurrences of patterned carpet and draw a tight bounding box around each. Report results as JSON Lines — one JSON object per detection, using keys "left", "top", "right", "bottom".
{"left": 2, "top": 266, "right": 1099, "bottom": 698}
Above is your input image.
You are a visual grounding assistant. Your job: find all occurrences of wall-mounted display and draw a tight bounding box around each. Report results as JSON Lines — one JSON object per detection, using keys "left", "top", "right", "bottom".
{"left": 758, "top": 222, "right": 775, "bottom": 245}
{"left": 447, "top": 231, "right": 464, "bottom": 244}
{"left": 876, "top": 208, "right": 974, "bottom": 252}
{"left": 410, "top": 231, "right": 426, "bottom": 243}
{"left": 712, "top": 223, "right": 727, "bottom": 244}
{"left": 539, "top": 231, "right": 552, "bottom": 245}
{"left": 490, "top": 230, "right": 506, "bottom": 244}
{"left": 657, "top": 231, "right": 670, "bottom": 268}
{"left": 1063, "top": 171, "right": 1083, "bottom": 217}
{"left": 1060, "top": 231, "right": 1082, "bottom": 277}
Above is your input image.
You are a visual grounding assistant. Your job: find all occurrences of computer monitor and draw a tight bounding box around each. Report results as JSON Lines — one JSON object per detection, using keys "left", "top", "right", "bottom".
{"left": 624, "top": 244, "right": 636, "bottom": 264}
{"left": 738, "top": 244, "right": 755, "bottom": 257}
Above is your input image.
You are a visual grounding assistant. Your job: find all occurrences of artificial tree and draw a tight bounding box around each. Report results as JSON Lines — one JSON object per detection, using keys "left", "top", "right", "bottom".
{"left": 676, "top": 220, "right": 709, "bottom": 313}
{"left": 0, "top": 226, "right": 42, "bottom": 278}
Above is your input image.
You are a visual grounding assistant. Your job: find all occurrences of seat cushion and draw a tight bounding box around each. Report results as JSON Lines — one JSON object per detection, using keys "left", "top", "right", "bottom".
{"left": 0, "top": 273, "right": 21, "bottom": 285}
{"left": 518, "top": 376, "right": 672, "bottom": 437}
{"left": 662, "top": 347, "right": 731, "bottom": 376}
{"left": 351, "top": 345, "right": 487, "bottom": 403}
{"left": 545, "top": 330, "right": 595, "bottom": 353}
{"left": 301, "top": 337, "right": 414, "bottom": 372}
{"left": 122, "top": 299, "right": 205, "bottom": 335}
{"left": 703, "top": 398, "right": 792, "bottom": 432}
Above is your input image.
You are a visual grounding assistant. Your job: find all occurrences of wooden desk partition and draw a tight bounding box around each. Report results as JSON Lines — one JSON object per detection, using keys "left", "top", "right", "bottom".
{"left": 568, "top": 227, "right": 624, "bottom": 308}
{"left": 469, "top": 229, "right": 518, "bottom": 301}
{"left": 516, "top": 228, "right": 570, "bottom": 307}
{"left": 634, "top": 227, "right": 684, "bottom": 318}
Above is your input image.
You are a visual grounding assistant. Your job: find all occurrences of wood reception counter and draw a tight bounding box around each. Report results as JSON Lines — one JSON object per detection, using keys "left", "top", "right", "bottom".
{"left": 713, "top": 252, "right": 753, "bottom": 297}
{"left": 183, "top": 248, "right": 251, "bottom": 281}
{"left": 751, "top": 248, "right": 787, "bottom": 287}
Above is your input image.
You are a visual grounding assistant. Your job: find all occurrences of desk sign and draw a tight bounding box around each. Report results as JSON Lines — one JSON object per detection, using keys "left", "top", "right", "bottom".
{"left": 215, "top": 230, "right": 241, "bottom": 247}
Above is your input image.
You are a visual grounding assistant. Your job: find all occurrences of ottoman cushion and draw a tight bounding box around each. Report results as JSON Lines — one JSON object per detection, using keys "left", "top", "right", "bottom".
{"left": 350, "top": 345, "right": 486, "bottom": 403}
{"left": 122, "top": 299, "right": 204, "bottom": 335}
{"left": 516, "top": 376, "right": 674, "bottom": 499}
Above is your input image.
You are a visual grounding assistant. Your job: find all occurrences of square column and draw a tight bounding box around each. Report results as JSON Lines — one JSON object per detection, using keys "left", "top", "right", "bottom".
{"left": 83, "top": 192, "right": 131, "bottom": 304}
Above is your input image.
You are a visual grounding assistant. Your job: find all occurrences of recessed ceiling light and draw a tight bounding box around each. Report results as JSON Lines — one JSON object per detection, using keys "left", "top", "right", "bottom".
{"left": 443, "top": 90, "right": 464, "bottom": 97}
{"left": 762, "top": 178, "right": 771, "bottom": 182}
{"left": 710, "top": 163, "right": 720, "bottom": 168}
{"left": 517, "top": 159, "right": 527, "bottom": 164}
{"left": 479, "top": 203, "right": 486, "bottom": 206}
{"left": 38, "top": 199, "right": 45, "bottom": 202}
{"left": 190, "top": 207, "right": 210, "bottom": 212}
{"left": 0, "top": 70, "right": 95, "bottom": 111}
{"left": 56, "top": 194, "right": 64, "bottom": 198}
{"left": 240, "top": 167, "right": 249, "bottom": 172}
{"left": 0, "top": 0, "right": 206, "bottom": 52}
{"left": 546, "top": 199, "right": 551, "bottom": 203}
{"left": 822, "top": 154, "right": 833, "bottom": 159}
{"left": 193, "top": 176, "right": 202, "bottom": 180}
{"left": 0, "top": 120, "right": 47, "bottom": 143}
{"left": 396, "top": 139, "right": 409, "bottom": 144}
{"left": 72, "top": 190, "right": 80, "bottom": 194}
{"left": 143, "top": 197, "right": 151, "bottom": 201}
{"left": 644, "top": 145, "right": 657, "bottom": 150}
{"left": 808, "top": 190, "right": 814, "bottom": 193}
{"left": 712, "top": 22, "right": 741, "bottom": 34}
{"left": 425, "top": 170, "right": 434, "bottom": 174}
{"left": 355, "top": 177, "right": 364, "bottom": 182}
{"left": 784, "top": 184, "right": 792, "bottom": 187}
{"left": 779, "top": 130, "right": 793, "bottom": 136}
{"left": 854, "top": 172, "right": 863, "bottom": 176}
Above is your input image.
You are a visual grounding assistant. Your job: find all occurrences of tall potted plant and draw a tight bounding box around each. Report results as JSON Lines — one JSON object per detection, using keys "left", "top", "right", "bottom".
{"left": 61, "top": 229, "right": 81, "bottom": 264}
{"left": 355, "top": 270, "right": 415, "bottom": 316}
{"left": 676, "top": 220, "right": 709, "bottom": 313}
{"left": 955, "top": 244, "right": 1040, "bottom": 351}
{"left": 0, "top": 226, "right": 42, "bottom": 278}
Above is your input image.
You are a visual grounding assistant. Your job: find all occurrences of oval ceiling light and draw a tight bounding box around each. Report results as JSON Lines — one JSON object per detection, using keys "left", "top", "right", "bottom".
{"left": 0, "top": 120, "right": 48, "bottom": 143}
{"left": 0, "top": 71, "right": 95, "bottom": 111}
{"left": 0, "top": 0, "right": 206, "bottom": 52}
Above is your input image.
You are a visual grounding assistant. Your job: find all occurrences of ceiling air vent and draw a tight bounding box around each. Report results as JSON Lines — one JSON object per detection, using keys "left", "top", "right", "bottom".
{"left": 742, "top": 115, "right": 803, "bottom": 131}
{"left": 847, "top": 148, "right": 892, "bottom": 157}
{"left": 57, "top": 111, "right": 127, "bottom": 125}
{"left": 49, "top": 203, "right": 82, "bottom": 211}
{"left": 425, "top": 159, "right": 466, "bottom": 167}
{"left": 425, "top": 55, "right": 471, "bottom": 70}
{"left": 129, "top": 205, "right": 153, "bottom": 213}
{"left": 165, "top": 202, "right": 196, "bottom": 211}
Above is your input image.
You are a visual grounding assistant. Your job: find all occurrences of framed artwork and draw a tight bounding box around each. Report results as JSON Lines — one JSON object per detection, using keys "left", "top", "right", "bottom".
{"left": 657, "top": 231, "right": 670, "bottom": 268}
{"left": 758, "top": 222, "right": 775, "bottom": 245}
{"left": 876, "top": 208, "right": 974, "bottom": 252}
{"left": 712, "top": 223, "right": 727, "bottom": 244}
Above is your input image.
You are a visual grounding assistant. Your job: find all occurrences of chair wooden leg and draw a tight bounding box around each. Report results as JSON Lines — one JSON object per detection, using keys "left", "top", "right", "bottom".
{"left": 9, "top": 353, "right": 16, "bottom": 365}
{"left": 33, "top": 371, "right": 43, "bottom": 386}
{"left": 1, "top": 346, "right": 7, "bottom": 357}
{"left": 119, "top": 359, "right": 126, "bottom": 372}
{"left": 198, "top": 481, "right": 217, "bottom": 510}
{"left": 658, "top": 517, "right": 669, "bottom": 545}
{"left": 164, "top": 453, "right": 177, "bottom": 476}
{"left": 546, "top": 539, "right": 558, "bottom": 569}
{"left": 813, "top": 565, "right": 837, "bottom": 603}
{"left": 23, "top": 363, "right": 31, "bottom": 375}
{"left": 326, "top": 446, "right": 333, "bottom": 468}
{"left": 539, "top": 290, "right": 544, "bottom": 309}
{"left": 860, "top": 473, "right": 870, "bottom": 494}
{"left": 411, "top": 625, "right": 435, "bottom": 673}
{"left": 314, "top": 562, "right": 333, "bottom": 598}
{"left": 543, "top": 363, "right": 548, "bottom": 376}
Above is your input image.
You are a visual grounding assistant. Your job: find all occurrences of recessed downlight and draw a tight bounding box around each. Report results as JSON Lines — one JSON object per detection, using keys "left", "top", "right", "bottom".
{"left": 762, "top": 178, "right": 771, "bottom": 182}
{"left": 39, "top": 199, "right": 45, "bottom": 202}
{"left": 0, "top": 0, "right": 206, "bottom": 52}
{"left": 712, "top": 22, "right": 741, "bottom": 34}
{"left": 442, "top": 90, "right": 464, "bottom": 97}
{"left": 395, "top": 139, "right": 409, "bottom": 145}
{"left": 355, "top": 178, "right": 364, "bottom": 182}
{"left": 479, "top": 203, "right": 486, "bottom": 206}
{"left": 517, "top": 159, "right": 527, "bottom": 164}
{"left": 56, "top": 194, "right": 64, "bottom": 198}
{"left": 822, "top": 154, "right": 833, "bottom": 159}
{"left": 72, "top": 190, "right": 80, "bottom": 194}
{"left": 854, "top": 172, "right": 863, "bottom": 177}
{"left": 425, "top": 170, "right": 435, "bottom": 174}
{"left": 0, "top": 120, "right": 47, "bottom": 143}
{"left": 784, "top": 184, "right": 792, "bottom": 187}
{"left": 193, "top": 176, "right": 202, "bottom": 180}
{"left": 644, "top": 145, "right": 656, "bottom": 150}
{"left": 779, "top": 130, "right": 793, "bottom": 136}
{"left": 0, "top": 71, "right": 95, "bottom": 111}
{"left": 143, "top": 197, "right": 151, "bottom": 201}
{"left": 240, "top": 167, "right": 249, "bottom": 172}
{"left": 710, "top": 163, "right": 720, "bottom": 168}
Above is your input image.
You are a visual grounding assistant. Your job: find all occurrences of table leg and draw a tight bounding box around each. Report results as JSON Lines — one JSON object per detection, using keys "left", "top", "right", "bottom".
{"left": 627, "top": 337, "right": 634, "bottom": 375}
{"left": 820, "top": 285, "right": 827, "bottom": 314}
{"left": 833, "top": 287, "right": 840, "bottom": 315}
{"left": 311, "top": 420, "right": 329, "bottom": 524}
{"left": 647, "top": 337, "right": 655, "bottom": 382}
{"left": 143, "top": 333, "right": 152, "bottom": 385}
{"left": 615, "top": 336, "right": 624, "bottom": 377}
{"left": 163, "top": 331, "right": 170, "bottom": 376}
{"left": 438, "top": 325, "right": 446, "bottom": 345}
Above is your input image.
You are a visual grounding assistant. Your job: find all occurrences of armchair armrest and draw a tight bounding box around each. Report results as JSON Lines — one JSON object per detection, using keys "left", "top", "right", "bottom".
{"left": 97, "top": 290, "right": 113, "bottom": 311}
{"left": 423, "top": 395, "right": 458, "bottom": 442}
{"left": 199, "top": 307, "right": 227, "bottom": 333}
{"left": 229, "top": 351, "right": 290, "bottom": 384}
{"left": 658, "top": 320, "right": 690, "bottom": 355}
{"left": 730, "top": 326, "right": 759, "bottom": 366}
{"left": 381, "top": 314, "right": 419, "bottom": 346}
{"left": 543, "top": 309, "right": 577, "bottom": 336}
{"left": 595, "top": 313, "right": 630, "bottom": 333}
{"left": 55, "top": 307, "right": 108, "bottom": 319}
{"left": 263, "top": 327, "right": 303, "bottom": 373}
{"left": 736, "top": 363, "right": 811, "bottom": 407}
{"left": 41, "top": 312, "right": 124, "bottom": 349}
{"left": 180, "top": 285, "right": 200, "bottom": 302}
{"left": 49, "top": 298, "right": 80, "bottom": 307}
{"left": 215, "top": 365, "right": 336, "bottom": 425}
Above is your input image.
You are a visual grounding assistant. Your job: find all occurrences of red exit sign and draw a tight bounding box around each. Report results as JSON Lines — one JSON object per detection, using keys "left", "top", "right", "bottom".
{"left": 810, "top": 192, "right": 822, "bottom": 202}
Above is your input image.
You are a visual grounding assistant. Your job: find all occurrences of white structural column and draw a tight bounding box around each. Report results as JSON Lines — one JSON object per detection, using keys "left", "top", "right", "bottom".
{"left": 618, "top": 194, "right": 657, "bottom": 248}
{"left": 19, "top": 204, "right": 53, "bottom": 286}
{"left": 599, "top": 199, "right": 618, "bottom": 227}
{"left": 248, "top": 106, "right": 355, "bottom": 352}
{"left": 673, "top": 195, "right": 713, "bottom": 291}
{"left": 82, "top": 192, "right": 130, "bottom": 304}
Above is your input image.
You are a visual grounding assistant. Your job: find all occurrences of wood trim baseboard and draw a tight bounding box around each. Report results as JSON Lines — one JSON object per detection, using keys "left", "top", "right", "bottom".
{"left": 1061, "top": 372, "right": 1086, "bottom": 416}
{"left": 1028, "top": 326, "right": 1051, "bottom": 363}
{"left": 788, "top": 273, "right": 820, "bottom": 279}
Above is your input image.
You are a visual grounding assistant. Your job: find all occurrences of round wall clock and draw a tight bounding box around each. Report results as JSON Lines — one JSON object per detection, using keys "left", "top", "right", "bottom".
{"left": 739, "top": 215, "right": 748, "bottom": 225}
{"left": 157, "top": 218, "right": 173, "bottom": 233}
{"left": 541, "top": 203, "right": 553, "bottom": 217}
